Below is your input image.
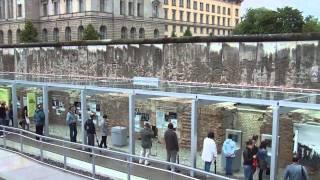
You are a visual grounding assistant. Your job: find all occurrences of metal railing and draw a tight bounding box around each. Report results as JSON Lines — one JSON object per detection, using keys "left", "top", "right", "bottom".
{"left": 0, "top": 125, "right": 233, "bottom": 180}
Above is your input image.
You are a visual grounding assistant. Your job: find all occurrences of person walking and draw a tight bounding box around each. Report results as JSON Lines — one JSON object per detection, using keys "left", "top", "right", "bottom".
{"left": 164, "top": 123, "right": 179, "bottom": 170}
{"left": 19, "top": 106, "right": 30, "bottom": 130}
{"left": 139, "top": 123, "right": 153, "bottom": 165}
{"left": 34, "top": 104, "right": 45, "bottom": 140}
{"left": 0, "top": 102, "right": 6, "bottom": 137}
{"left": 201, "top": 131, "right": 218, "bottom": 173}
{"left": 243, "top": 140, "right": 254, "bottom": 180}
{"left": 85, "top": 113, "right": 96, "bottom": 152}
{"left": 222, "top": 134, "right": 237, "bottom": 176}
{"left": 99, "top": 115, "right": 108, "bottom": 148}
{"left": 284, "top": 155, "right": 309, "bottom": 180}
{"left": 66, "top": 107, "right": 77, "bottom": 142}
{"left": 257, "top": 141, "right": 268, "bottom": 180}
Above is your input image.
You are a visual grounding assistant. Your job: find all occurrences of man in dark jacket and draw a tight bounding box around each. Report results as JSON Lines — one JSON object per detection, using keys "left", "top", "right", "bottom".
{"left": 34, "top": 104, "right": 45, "bottom": 140}
{"left": 85, "top": 113, "right": 96, "bottom": 152}
{"left": 139, "top": 123, "right": 153, "bottom": 165}
{"left": 243, "top": 140, "right": 254, "bottom": 180}
{"left": 0, "top": 102, "right": 6, "bottom": 136}
{"left": 164, "top": 123, "right": 179, "bottom": 170}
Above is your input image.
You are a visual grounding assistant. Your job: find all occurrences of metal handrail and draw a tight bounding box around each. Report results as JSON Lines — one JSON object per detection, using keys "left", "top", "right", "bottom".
{"left": 0, "top": 125, "right": 233, "bottom": 180}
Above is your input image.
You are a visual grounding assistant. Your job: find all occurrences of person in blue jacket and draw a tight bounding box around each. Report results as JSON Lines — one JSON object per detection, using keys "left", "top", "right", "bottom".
{"left": 222, "top": 134, "right": 237, "bottom": 176}
{"left": 34, "top": 104, "right": 45, "bottom": 140}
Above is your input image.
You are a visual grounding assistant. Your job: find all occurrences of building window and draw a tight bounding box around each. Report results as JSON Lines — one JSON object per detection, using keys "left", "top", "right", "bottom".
{"left": 228, "top": 8, "right": 231, "bottom": 16}
{"left": 120, "top": 0, "right": 124, "bottom": 15}
{"left": 153, "top": 3, "right": 159, "bottom": 18}
{"left": 193, "top": 13, "right": 197, "bottom": 23}
{"left": 42, "top": 3, "right": 48, "bottom": 16}
{"left": 128, "top": 2, "right": 133, "bottom": 16}
{"left": 100, "top": 26, "right": 107, "bottom": 39}
{"left": 206, "top": 28, "right": 209, "bottom": 34}
{"left": 235, "top": 9, "right": 239, "bottom": 17}
{"left": 173, "top": 25, "right": 176, "bottom": 32}
{"left": 200, "top": 14, "right": 203, "bottom": 24}
{"left": 212, "top": 16, "right": 215, "bottom": 25}
{"left": 193, "top": 1, "right": 197, "bottom": 10}
{"left": 212, "top": 5, "right": 215, "bottom": 13}
{"left": 139, "top": 28, "right": 145, "bottom": 39}
{"left": 187, "top": 12, "right": 190, "bottom": 22}
{"left": 200, "top": 27, "right": 203, "bottom": 34}
{"left": 7, "top": 0, "right": 13, "bottom": 18}
{"left": 65, "top": 27, "right": 71, "bottom": 41}
{"left": 7, "top": 30, "right": 12, "bottom": 44}
{"left": 200, "top": 3, "right": 203, "bottom": 11}
{"left": 0, "top": 1, "right": 5, "bottom": 19}
{"left": 187, "top": 0, "right": 190, "bottom": 8}
{"left": 223, "top": 7, "right": 226, "bottom": 15}
{"left": 172, "top": 0, "right": 176, "bottom": 6}
{"left": 228, "top": 18, "right": 230, "bottom": 26}
{"left": 179, "top": 11, "right": 183, "bottom": 21}
{"left": 17, "top": 4, "right": 22, "bottom": 17}
{"left": 130, "top": 27, "right": 136, "bottom": 39}
{"left": 164, "top": 0, "right": 168, "bottom": 5}
{"left": 42, "top": 29, "right": 48, "bottom": 42}
{"left": 235, "top": 19, "right": 239, "bottom": 25}
{"left": 172, "top": 10, "right": 176, "bottom": 21}
{"left": 121, "top": 27, "right": 127, "bottom": 39}
{"left": 223, "top": 17, "right": 225, "bottom": 26}
{"left": 217, "top": 16, "right": 220, "bottom": 26}
{"left": 164, "top": 9, "right": 168, "bottom": 19}
{"left": 217, "top": 6, "right": 220, "bottom": 14}
{"left": 54, "top": 1, "right": 59, "bottom": 15}
{"left": 0, "top": 31, "right": 3, "bottom": 44}
{"left": 137, "top": 3, "right": 142, "bottom": 17}
{"left": 79, "top": 0, "right": 85, "bottom": 12}
{"left": 179, "top": 0, "right": 184, "bottom": 7}
{"left": 206, "top": 4, "right": 209, "bottom": 12}
{"left": 53, "top": 28, "right": 59, "bottom": 42}
{"left": 206, "top": 15, "right": 209, "bottom": 24}
{"left": 100, "top": 0, "right": 106, "bottom": 12}
{"left": 66, "top": 0, "right": 72, "bottom": 13}
{"left": 193, "top": 26, "right": 197, "bottom": 33}
{"left": 180, "top": 25, "right": 183, "bottom": 33}
{"left": 165, "top": 25, "right": 168, "bottom": 31}
{"left": 16, "top": 29, "right": 21, "bottom": 43}
{"left": 78, "top": 26, "right": 84, "bottom": 40}
{"left": 154, "top": 29, "right": 159, "bottom": 38}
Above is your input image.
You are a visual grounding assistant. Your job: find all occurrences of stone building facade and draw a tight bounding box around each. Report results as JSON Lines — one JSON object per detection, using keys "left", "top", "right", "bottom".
{"left": 0, "top": 0, "right": 165, "bottom": 44}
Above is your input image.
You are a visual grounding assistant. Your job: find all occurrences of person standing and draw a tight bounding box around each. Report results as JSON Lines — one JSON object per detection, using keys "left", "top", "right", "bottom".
{"left": 201, "top": 131, "right": 218, "bottom": 173}
{"left": 139, "top": 123, "right": 153, "bottom": 165}
{"left": 257, "top": 141, "right": 268, "bottom": 180}
{"left": 252, "top": 135, "right": 259, "bottom": 176}
{"left": 164, "top": 123, "right": 179, "bottom": 170}
{"left": 0, "top": 102, "right": 6, "bottom": 136}
{"left": 284, "top": 155, "right": 309, "bottom": 180}
{"left": 243, "top": 140, "right": 254, "bottom": 180}
{"left": 34, "top": 104, "right": 45, "bottom": 140}
{"left": 99, "top": 115, "right": 108, "bottom": 148}
{"left": 66, "top": 107, "right": 77, "bottom": 142}
{"left": 222, "top": 134, "right": 237, "bottom": 175}
{"left": 4, "top": 106, "right": 10, "bottom": 127}
{"left": 19, "top": 106, "right": 30, "bottom": 130}
{"left": 85, "top": 113, "right": 96, "bottom": 152}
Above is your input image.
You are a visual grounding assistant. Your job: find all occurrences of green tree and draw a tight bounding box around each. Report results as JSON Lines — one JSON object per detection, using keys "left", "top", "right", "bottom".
{"left": 83, "top": 24, "right": 100, "bottom": 40}
{"left": 234, "top": 6, "right": 305, "bottom": 34}
{"left": 303, "top": 16, "right": 320, "bottom": 32}
{"left": 20, "top": 21, "right": 38, "bottom": 43}
{"left": 171, "top": 31, "right": 177, "bottom": 37}
{"left": 183, "top": 28, "right": 193, "bottom": 37}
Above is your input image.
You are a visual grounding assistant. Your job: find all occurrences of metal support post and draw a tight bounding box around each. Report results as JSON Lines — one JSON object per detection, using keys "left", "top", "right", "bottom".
{"left": 20, "top": 131, "right": 23, "bottom": 152}
{"left": 40, "top": 137, "right": 44, "bottom": 161}
{"left": 11, "top": 83, "right": 18, "bottom": 128}
{"left": 92, "top": 152, "right": 96, "bottom": 178}
{"left": 190, "top": 99, "right": 198, "bottom": 177}
{"left": 81, "top": 90, "right": 87, "bottom": 147}
{"left": 129, "top": 94, "right": 135, "bottom": 155}
{"left": 270, "top": 105, "right": 280, "bottom": 180}
{"left": 42, "top": 86, "right": 49, "bottom": 136}
{"left": 63, "top": 141, "right": 67, "bottom": 169}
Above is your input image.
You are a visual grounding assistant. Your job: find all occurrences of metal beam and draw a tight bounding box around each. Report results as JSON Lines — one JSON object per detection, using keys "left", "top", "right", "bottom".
{"left": 190, "top": 99, "right": 198, "bottom": 177}
{"left": 129, "top": 93, "right": 136, "bottom": 155}
{"left": 270, "top": 105, "right": 280, "bottom": 180}
{"left": 81, "top": 90, "right": 87, "bottom": 145}
{"left": 11, "top": 83, "right": 18, "bottom": 128}
{"left": 43, "top": 86, "right": 49, "bottom": 136}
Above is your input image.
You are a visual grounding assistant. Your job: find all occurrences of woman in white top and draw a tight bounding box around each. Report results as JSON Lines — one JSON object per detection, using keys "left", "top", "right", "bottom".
{"left": 201, "top": 131, "right": 218, "bottom": 172}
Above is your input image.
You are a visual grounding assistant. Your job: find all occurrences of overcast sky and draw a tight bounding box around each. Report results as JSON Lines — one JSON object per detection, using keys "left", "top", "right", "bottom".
{"left": 241, "top": 0, "right": 320, "bottom": 18}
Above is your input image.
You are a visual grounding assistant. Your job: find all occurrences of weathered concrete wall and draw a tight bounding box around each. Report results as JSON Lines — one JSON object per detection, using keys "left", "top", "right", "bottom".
{"left": 1, "top": 40, "right": 319, "bottom": 88}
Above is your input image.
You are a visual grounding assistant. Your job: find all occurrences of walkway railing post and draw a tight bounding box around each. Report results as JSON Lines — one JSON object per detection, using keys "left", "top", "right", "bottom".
{"left": 20, "top": 130, "right": 23, "bottom": 152}
{"left": 43, "top": 86, "right": 49, "bottom": 136}
{"left": 270, "top": 104, "right": 280, "bottom": 180}
{"left": 11, "top": 83, "right": 18, "bottom": 128}
{"left": 81, "top": 90, "right": 87, "bottom": 149}
{"left": 190, "top": 99, "right": 198, "bottom": 177}
{"left": 128, "top": 93, "right": 136, "bottom": 180}
{"left": 40, "top": 137, "right": 44, "bottom": 161}
{"left": 63, "top": 141, "right": 67, "bottom": 169}
{"left": 92, "top": 148, "right": 96, "bottom": 178}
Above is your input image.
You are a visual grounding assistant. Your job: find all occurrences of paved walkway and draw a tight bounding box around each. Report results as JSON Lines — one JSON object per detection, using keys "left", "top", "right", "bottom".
{"left": 0, "top": 149, "right": 88, "bottom": 180}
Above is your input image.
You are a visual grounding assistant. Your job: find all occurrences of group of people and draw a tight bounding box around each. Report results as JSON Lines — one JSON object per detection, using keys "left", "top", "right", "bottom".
{"left": 0, "top": 102, "right": 13, "bottom": 136}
